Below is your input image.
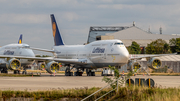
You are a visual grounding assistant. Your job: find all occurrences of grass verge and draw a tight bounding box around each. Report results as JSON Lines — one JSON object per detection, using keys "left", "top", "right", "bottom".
{"left": 0, "top": 73, "right": 40, "bottom": 77}
{"left": 0, "top": 86, "right": 180, "bottom": 101}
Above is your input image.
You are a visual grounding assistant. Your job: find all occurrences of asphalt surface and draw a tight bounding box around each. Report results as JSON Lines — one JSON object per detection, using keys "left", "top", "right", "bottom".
{"left": 0, "top": 73, "right": 180, "bottom": 91}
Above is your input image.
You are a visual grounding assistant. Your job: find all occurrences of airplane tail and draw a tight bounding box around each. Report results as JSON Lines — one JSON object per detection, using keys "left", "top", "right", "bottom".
{"left": 18, "top": 34, "right": 22, "bottom": 44}
{"left": 50, "top": 14, "right": 64, "bottom": 46}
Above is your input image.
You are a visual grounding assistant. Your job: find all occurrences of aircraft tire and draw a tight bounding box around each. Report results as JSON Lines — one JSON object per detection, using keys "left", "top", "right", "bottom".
{"left": 25, "top": 71, "right": 27, "bottom": 75}
{"left": 74, "top": 72, "right": 83, "bottom": 76}
{"left": 74, "top": 72, "right": 77, "bottom": 76}
{"left": 14, "top": 70, "right": 20, "bottom": 74}
{"left": 91, "top": 72, "right": 95, "bottom": 76}
{"left": 101, "top": 71, "right": 104, "bottom": 76}
{"left": 4, "top": 70, "right": 8, "bottom": 73}
{"left": 1, "top": 67, "right": 8, "bottom": 74}
{"left": 86, "top": 69, "right": 91, "bottom": 76}
{"left": 65, "top": 72, "right": 68, "bottom": 76}
{"left": 70, "top": 72, "right": 73, "bottom": 76}
{"left": 65, "top": 72, "right": 73, "bottom": 76}
{"left": 14, "top": 70, "right": 17, "bottom": 74}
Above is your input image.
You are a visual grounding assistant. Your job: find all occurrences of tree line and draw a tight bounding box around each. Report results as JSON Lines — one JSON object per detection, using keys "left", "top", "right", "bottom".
{"left": 127, "top": 38, "right": 180, "bottom": 54}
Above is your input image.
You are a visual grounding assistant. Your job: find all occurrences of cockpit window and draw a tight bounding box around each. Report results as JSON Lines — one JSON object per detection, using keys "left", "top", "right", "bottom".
{"left": 22, "top": 45, "right": 30, "bottom": 48}
{"left": 114, "top": 43, "right": 124, "bottom": 45}
{"left": 24, "top": 46, "right": 30, "bottom": 48}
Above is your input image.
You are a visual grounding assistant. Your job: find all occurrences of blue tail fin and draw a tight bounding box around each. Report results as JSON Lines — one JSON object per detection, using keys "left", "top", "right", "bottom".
{"left": 50, "top": 14, "right": 64, "bottom": 46}
{"left": 18, "top": 34, "right": 22, "bottom": 44}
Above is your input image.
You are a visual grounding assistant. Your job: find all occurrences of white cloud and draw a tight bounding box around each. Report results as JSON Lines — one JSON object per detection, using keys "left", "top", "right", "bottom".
{"left": 62, "top": 12, "right": 79, "bottom": 22}
{"left": 0, "top": 14, "right": 49, "bottom": 24}
{"left": 98, "top": 4, "right": 145, "bottom": 10}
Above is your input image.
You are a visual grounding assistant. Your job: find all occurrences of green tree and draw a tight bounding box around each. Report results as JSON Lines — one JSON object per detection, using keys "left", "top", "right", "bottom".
{"left": 127, "top": 41, "right": 141, "bottom": 54}
{"left": 146, "top": 39, "right": 170, "bottom": 54}
{"left": 169, "top": 38, "right": 176, "bottom": 53}
{"left": 169, "top": 38, "right": 180, "bottom": 53}
{"left": 163, "top": 43, "right": 170, "bottom": 53}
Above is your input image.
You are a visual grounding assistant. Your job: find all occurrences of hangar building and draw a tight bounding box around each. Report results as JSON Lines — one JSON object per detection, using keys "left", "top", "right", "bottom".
{"left": 87, "top": 24, "right": 180, "bottom": 48}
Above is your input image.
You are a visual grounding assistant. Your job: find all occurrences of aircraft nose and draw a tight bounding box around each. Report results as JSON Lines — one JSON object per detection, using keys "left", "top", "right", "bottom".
{"left": 121, "top": 51, "right": 129, "bottom": 62}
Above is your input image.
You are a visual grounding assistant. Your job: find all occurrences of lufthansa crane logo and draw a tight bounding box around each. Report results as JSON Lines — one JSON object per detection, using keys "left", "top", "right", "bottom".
{"left": 52, "top": 22, "right": 56, "bottom": 37}
{"left": 19, "top": 39, "right": 22, "bottom": 44}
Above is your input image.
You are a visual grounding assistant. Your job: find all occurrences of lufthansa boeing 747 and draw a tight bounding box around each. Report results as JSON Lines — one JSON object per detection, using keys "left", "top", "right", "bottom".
{"left": 0, "top": 34, "right": 35, "bottom": 74}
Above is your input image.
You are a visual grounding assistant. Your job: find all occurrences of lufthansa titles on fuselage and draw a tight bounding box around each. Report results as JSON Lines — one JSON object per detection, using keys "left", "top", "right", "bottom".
{"left": 3, "top": 50, "right": 14, "bottom": 55}
{"left": 92, "top": 47, "right": 105, "bottom": 53}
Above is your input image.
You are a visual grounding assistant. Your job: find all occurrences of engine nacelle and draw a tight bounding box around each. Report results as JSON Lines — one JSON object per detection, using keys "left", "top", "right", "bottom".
{"left": 7, "top": 58, "right": 21, "bottom": 70}
{"left": 127, "top": 60, "right": 141, "bottom": 72}
{"left": 38, "top": 62, "right": 46, "bottom": 70}
{"left": 45, "top": 61, "right": 60, "bottom": 74}
{"left": 147, "top": 57, "right": 162, "bottom": 69}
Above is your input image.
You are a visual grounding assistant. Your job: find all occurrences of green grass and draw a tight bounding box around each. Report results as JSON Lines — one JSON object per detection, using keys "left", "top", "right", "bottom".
{"left": 0, "top": 86, "right": 180, "bottom": 101}
{"left": 109, "top": 86, "right": 180, "bottom": 101}
{"left": 0, "top": 73, "right": 40, "bottom": 77}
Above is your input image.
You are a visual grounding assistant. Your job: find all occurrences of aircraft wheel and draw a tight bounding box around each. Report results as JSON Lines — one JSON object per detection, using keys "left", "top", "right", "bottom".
{"left": 14, "top": 70, "right": 20, "bottom": 74}
{"left": 101, "top": 71, "right": 104, "bottom": 76}
{"left": 14, "top": 70, "right": 17, "bottom": 74}
{"left": 86, "top": 69, "right": 89, "bottom": 76}
{"left": 91, "top": 72, "right": 95, "bottom": 76}
{"left": 1, "top": 67, "right": 8, "bottom": 74}
{"left": 4, "top": 70, "right": 8, "bottom": 73}
{"left": 22, "top": 71, "right": 25, "bottom": 74}
{"left": 74, "top": 72, "right": 77, "bottom": 76}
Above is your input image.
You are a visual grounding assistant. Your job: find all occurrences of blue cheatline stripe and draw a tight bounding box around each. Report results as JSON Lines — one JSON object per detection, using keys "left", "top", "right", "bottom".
{"left": 50, "top": 14, "right": 64, "bottom": 46}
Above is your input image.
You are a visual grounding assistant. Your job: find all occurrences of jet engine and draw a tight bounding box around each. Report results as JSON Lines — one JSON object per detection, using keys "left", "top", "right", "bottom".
{"left": 7, "top": 58, "right": 21, "bottom": 70}
{"left": 38, "top": 62, "right": 46, "bottom": 70}
{"left": 127, "top": 60, "right": 141, "bottom": 72}
{"left": 45, "top": 61, "right": 60, "bottom": 74}
{"left": 147, "top": 57, "right": 162, "bottom": 69}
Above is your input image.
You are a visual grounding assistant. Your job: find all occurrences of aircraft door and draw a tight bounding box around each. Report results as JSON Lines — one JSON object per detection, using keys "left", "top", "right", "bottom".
{"left": 103, "top": 46, "right": 107, "bottom": 59}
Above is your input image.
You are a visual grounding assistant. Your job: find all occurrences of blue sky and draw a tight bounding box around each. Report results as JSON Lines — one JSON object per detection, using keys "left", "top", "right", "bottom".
{"left": 0, "top": 0, "right": 180, "bottom": 54}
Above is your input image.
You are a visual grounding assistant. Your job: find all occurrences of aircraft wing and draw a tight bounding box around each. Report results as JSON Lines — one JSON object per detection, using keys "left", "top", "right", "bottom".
{"left": 0, "top": 55, "right": 89, "bottom": 65}
{"left": 129, "top": 53, "right": 177, "bottom": 60}
{"left": 24, "top": 47, "right": 55, "bottom": 53}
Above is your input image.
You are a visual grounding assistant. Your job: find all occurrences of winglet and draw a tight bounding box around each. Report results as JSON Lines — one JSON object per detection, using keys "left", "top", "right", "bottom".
{"left": 50, "top": 14, "right": 64, "bottom": 46}
{"left": 18, "top": 34, "right": 22, "bottom": 44}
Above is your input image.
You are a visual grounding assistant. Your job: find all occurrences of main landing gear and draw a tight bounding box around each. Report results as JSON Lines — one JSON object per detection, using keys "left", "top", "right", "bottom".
{"left": 65, "top": 66, "right": 95, "bottom": 76}
{"left": 14, "top": 70, "right": 20, "bottom": 74}
{"left": 22, "top": 66, "right": 27, "bottom": 75}
{"left": 74, "top": 68, "right": 83, "bottom": 76}
{"left": 86, "top": 69, "right": 95, "bottom": 76}
{"left": 0, "top": 66, "right": 8, "bottom": 73}
{"left": 65, "top": 67, "right": 73, "bottom": 76}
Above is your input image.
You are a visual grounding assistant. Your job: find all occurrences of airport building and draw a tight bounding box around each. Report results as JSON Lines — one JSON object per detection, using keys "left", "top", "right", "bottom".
{"left": 87, "top": 23, "right": 180, "bottom": 48}
{"left": 87, "top": 23, "right": 180, "bottom": 73}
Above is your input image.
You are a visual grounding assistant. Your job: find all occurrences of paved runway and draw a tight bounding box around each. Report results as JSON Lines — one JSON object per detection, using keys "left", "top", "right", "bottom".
{"left": 0, "top": 74, "right": 180, "bottom": 91}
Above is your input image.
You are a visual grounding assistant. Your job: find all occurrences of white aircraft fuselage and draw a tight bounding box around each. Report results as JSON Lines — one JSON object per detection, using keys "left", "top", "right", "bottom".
{"left": 52, "top": 39, "right": 129, "bottom": 68}
{"left": 0, "top": 43, "right": 35, "bottom": 66}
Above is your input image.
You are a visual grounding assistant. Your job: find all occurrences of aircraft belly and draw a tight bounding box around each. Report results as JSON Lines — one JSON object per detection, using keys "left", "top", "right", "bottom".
{"left": 20, "top": 59, "right": 34, "bottom": 66}
{"left": 84, "top": 62, "right": 126, "bottom": 69}
{"left": 94, "top": 63, "right": 126, "bottom": 68}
